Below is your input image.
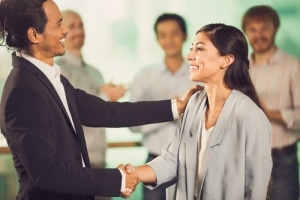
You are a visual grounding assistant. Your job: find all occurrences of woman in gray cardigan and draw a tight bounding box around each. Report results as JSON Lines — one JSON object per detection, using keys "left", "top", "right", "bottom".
{"left": 124, "top": 24, "right": 272, "bottom": 200}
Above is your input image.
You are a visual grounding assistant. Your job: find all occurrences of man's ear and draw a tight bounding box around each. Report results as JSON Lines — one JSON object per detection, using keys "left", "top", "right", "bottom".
{"left": 27, "top": 28, "right": 39, "bottom": 44}
{"left": 220, "top": 54, "right": 234, "bottom": 69}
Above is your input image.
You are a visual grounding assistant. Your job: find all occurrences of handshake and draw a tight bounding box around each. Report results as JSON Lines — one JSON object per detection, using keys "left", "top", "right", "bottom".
{"left": 118, "top": 163, "right": 139, "bottom": 198}
{"left": 117, "top": 163, "right": 156, "bottom": 198}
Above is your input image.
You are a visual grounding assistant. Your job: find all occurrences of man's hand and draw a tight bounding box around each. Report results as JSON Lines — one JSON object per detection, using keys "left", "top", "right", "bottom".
{"left": 177, "top": 85, "right": 203, "bottom": 114}
{"left": 118, "top": 164, "right": 139, "bottom": 198}
{"left": 124, "top": 163, "right": 136, "bottom": 176}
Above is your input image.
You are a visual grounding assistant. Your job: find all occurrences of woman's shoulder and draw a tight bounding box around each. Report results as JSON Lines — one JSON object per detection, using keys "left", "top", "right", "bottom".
{"left": 188, "top": 90, "right": 207, "bottom": 105}
{"left": 231, "top": 90, "right": 268, "bottom": 122}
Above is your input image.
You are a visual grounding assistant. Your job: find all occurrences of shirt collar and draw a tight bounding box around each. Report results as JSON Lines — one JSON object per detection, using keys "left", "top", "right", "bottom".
{"left": 17, "top": 51, "right": 61, "bottom": 81}
{"left": 249, "top": 47, "right": 283, "bottom": 66}
{"left": 159, "top": 60, "right": 189, "bottom": 75}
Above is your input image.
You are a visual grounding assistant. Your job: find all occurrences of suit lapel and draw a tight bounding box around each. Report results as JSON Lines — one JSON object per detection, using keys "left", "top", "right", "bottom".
{"left": 40, "top": 75, "right": 80, "bottom": 136}
{"left": 37, "top": 74, "right": 77, "bottom": 132}
{"left": 62, "top": 78, "right": 91, "bottom": 167}
{"left": 12, "top": 53, "right": 91, "bottom": 167}
{"left": 182, "top": 92, "right": 207, "bottom": 200}
{"left": 13, "top": 54, "right": 77, "bottom": 135}
{"left": 185, "top": 133, "right": 199, "bottom": 199}
{"left": 188, "top": 91, "right": 208, "bottom": 138}
{"left": 207, "top": 90, "right": 237, "bottom": 148}
{"left": 197, "top": 90, "right": 237, "bottom": 197}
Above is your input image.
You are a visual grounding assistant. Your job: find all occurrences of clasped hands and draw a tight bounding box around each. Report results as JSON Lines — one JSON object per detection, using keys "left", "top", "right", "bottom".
{"left": 100, "top": 82, "right": 127, "bottom": 102}
{"left": 116, "top": 85, "right": 204, "bottom": 198}
{"left": 118, "top": 164, "right": 138, "bottom": 198}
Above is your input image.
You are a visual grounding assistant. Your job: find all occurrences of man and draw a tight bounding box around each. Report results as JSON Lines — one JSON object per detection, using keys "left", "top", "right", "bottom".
{"left": 242, "top": 5, "right": 300, "bottom": 200}
{"left": 0, "top": 0, "right": 200, "bottom": 199}
{"left": 55, "top": 10, "right": 127, "bottom": 200}
{"left": 129, "top": 13, "right": 195, "bottom": 200}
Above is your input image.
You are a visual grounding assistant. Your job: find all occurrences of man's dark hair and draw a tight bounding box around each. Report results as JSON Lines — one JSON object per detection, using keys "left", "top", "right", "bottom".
{"left": 0, "top": 0, "right": 48, "bottom": 50}
{"left": 154, "top": 13, "right": 187, "bottom": 35}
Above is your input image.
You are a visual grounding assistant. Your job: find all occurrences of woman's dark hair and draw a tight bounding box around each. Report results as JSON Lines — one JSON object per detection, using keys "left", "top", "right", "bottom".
{"left": 154, "top": 13, "right": 187, "bottom": 35}
{"left": 197, "top": 23, "right": 262, "bottom": 109}
{"left": 0, "top": 0, "right": 48, "bottom": 50}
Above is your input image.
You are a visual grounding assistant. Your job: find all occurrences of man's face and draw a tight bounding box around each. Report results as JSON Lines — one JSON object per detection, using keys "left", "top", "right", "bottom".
{"left": 63, "top": 12, "right": 85, "bottom": 50}
{"left": 156, "top": 20, "right": 186, "bottom": 57}
{"left": 34, "top": 0, "right": 68, "bottom": 64}
{"left": 244, "top": 20, "right": 276, "bottom": 54}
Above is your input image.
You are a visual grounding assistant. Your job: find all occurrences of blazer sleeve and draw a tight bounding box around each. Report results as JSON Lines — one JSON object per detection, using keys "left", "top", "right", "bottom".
{"left": 1, "top": 85, "right": 123, "bottom": 196}
{"left": 62, "top": 77, "right": 174, "bottom": 127}
{"left": 244, "top": 108, "right": 273, "bottom": 200}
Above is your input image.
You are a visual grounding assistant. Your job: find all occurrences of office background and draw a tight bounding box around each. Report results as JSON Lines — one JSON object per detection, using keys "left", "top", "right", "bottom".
{"left": 0, "top": 0, "right": 299, "bottom": 199}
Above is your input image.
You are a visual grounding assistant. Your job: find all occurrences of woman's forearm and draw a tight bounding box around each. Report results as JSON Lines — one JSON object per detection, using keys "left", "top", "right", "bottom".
{"left": 130, "top": 165, "right": 157, "bottom": 184}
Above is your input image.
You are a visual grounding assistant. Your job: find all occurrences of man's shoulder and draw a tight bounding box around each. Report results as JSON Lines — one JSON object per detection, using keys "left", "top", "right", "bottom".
{"left": 135, "top": 63, "right": 162, "bottom": 77}
{"left": 277, "top": 48, "right": 300, "bottom": 63}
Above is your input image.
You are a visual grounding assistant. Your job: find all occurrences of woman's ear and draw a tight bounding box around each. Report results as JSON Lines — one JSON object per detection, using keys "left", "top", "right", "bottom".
{"left": 27, "top": 28, "right": 39, "bottom": 44}
{"left": 220, "top": 54, "right": 234, "bottom": 69}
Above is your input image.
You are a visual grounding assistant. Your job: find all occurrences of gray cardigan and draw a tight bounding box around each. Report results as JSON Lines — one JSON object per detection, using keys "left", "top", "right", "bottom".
{"left": 147, "top": 90, "right": 272, "bottom": 200}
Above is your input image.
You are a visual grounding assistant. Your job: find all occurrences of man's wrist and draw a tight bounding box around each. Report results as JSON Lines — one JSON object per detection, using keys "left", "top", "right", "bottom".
{"left": 118, "top": 169, "right": 126, "bottom": 192}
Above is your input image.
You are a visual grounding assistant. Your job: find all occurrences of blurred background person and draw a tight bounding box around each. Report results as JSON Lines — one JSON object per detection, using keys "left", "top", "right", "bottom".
{"left": 242, "top": 5, "right": 300, "bottom": 200}
{"left": 129, "top": 13, "right": 195, "bottom": 200}
{"left": 55, "top": 10, "right": 126, "bottom": 200}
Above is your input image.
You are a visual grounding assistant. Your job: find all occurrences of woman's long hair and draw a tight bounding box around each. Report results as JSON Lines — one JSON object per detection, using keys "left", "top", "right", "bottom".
{"left": 197, "top": 23, "right": 263, "bottom": 110}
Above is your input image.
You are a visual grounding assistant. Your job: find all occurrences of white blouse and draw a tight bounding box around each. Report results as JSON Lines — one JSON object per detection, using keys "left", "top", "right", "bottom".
{"left": 195, "top": 114, "right": 214, "bottom": 198}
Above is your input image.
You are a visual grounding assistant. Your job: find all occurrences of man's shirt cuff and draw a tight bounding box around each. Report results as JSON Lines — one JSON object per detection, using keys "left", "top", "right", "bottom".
{"left": 171, "top": 99, "right": 179, "bottom": 120}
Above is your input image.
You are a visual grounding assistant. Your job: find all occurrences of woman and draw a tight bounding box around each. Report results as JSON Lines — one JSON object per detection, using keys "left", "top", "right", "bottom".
{"left": 125, "top": 24, "right": 272, "bottom": 200}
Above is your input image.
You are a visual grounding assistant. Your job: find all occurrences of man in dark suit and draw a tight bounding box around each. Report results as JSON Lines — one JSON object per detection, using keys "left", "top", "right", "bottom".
{"left": 0, "top": 0, "right": 200, "bottom": 200}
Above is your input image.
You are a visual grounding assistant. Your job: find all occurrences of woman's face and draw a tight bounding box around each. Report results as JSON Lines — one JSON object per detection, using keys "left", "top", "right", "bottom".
{"left": 186, "top": 32, "right": 225, "bottom": 84}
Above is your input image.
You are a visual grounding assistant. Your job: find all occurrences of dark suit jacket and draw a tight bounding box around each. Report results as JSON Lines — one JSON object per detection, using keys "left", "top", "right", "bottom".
{"left": 0, "top": 53, "right": 173, "bottom": 200}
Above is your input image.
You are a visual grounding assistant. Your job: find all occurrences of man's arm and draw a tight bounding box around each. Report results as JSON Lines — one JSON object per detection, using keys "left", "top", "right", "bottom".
{"left": 70, "top": 79, "right": 202, "bottom": 127}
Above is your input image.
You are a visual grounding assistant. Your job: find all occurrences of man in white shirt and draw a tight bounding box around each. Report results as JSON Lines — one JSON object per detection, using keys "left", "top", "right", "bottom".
{"left": 129, "top": 13, "right": 196, "bottom": 200}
